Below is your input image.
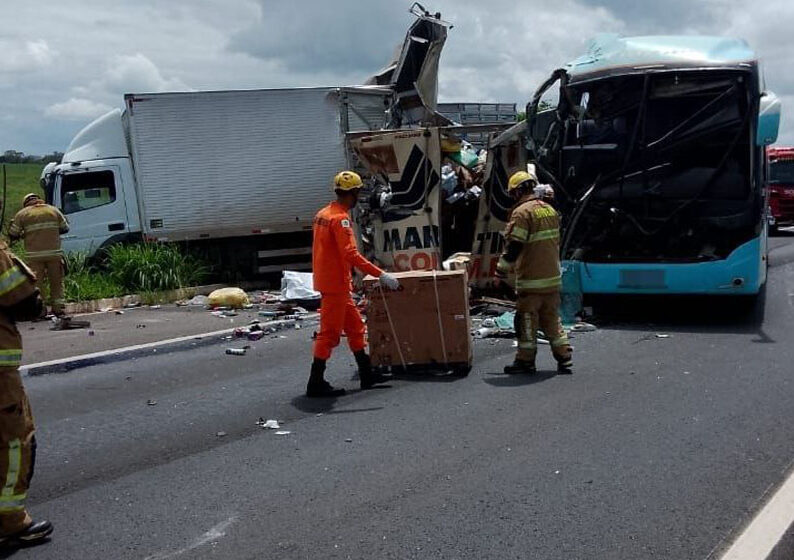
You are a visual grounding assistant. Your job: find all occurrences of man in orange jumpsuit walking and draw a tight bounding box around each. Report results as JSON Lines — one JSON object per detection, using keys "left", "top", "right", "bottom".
{"left": 308, "top": 171, "right": 400, "bottom": 398}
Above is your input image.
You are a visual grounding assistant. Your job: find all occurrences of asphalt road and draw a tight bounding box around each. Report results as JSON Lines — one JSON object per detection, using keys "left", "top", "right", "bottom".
{"left": 8, "top": 235, "right": 794, "bottom": 560}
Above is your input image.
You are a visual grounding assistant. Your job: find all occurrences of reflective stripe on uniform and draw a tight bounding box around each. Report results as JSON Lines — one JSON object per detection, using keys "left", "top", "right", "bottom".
{"left": 0, "top": 267, "right": 26, "bottom": 297}
{"left": 550, "top": 336, "right": 570, "bottom": 347}
{"left": 23, "top": 222, "right": 59, "bottom": 233}
{"left": 516, "top": 275, "right": 562, "bottom": 290}
{"left": 0, "top": 350, "right": 22, "bottom": 368}
{"left": 528, "top": 228, "right": 559, "bottom": 243}
{"left": 496, "top": 257, "right": 511, "bottom": 273}
{"left": 508, "top": 225, "right": 529, "bottom": 242}
{"left": 518, "top": 341, "right": 537, "bottom": 350}
{"left": 0, "top": 497, "right": 26, "bottom": 512}
{"left": 1, "top": 439, "right": 22, "bottom": 508}
{"left": 25, "top": 249, "right": 63, "bottom": 259}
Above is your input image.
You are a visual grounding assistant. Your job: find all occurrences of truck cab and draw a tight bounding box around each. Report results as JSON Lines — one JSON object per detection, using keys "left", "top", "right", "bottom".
{"left": 767, "top": 146, "right": 794, "bottom": 233}
{"left": 42, "top": 109, "right": 140, "bottom": 256}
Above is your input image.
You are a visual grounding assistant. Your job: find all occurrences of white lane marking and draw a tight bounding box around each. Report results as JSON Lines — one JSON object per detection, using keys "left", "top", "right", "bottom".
{"left": 718, "top": 462, "right": 794, "bottom": 560}
{"left": 20, "top": 328, "right": 237, "bottom": 374}
{"left": 20, "top": 315, "right": 316, "bottom": 375}
{"left": 144, "top": 516, "right": 238, "bottom": 560}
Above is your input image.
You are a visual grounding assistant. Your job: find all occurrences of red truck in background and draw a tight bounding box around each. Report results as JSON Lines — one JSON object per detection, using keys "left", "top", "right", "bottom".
{"left": 768, "top": 146, "right": 794, "bottom": 233}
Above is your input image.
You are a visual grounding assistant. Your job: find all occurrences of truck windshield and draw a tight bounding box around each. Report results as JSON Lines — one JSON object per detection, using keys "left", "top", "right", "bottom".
{"left": 770, "top": 160, "right": 794, "bottom": 184}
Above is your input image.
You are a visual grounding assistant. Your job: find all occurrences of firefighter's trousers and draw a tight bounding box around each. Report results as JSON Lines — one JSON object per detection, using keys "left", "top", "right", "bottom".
{"left": 28, "top": 257, "right": 64, "bottom": 315}
{"left": 313, "top": 293, "right": 367, "bottom": 361}
{"left": 0, "top": 368, "right": 36, "bottom": 536}
{"left": 515, "top": 291, "right": 572, "bottom": 365}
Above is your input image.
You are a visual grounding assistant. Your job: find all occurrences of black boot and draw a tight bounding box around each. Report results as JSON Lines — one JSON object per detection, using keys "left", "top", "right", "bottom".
{"left": 556, "top": 359, "right": 573, "bottom": 375}
{"left": 503, "top": 360, "right": 537, "bottom": 375}
{"left": 0, "top": 519, "right": 53, "bottom": 547}
{"left": 306, "top": 358, "right": 346, "bottom": 398}
{"left": 354, "top": 350, "right": 390, "bottom": 390}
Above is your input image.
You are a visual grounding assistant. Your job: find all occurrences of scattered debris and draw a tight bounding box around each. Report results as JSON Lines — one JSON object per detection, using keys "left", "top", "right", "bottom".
{"left": 149, "top": 305, "right": 161, "bottom": 310}
{"left": 655, "top": 334, "right": 671, "bottom": 339}
{"left": 344, "top": 438, "right": 353, "bottom": 443}
{"left": 570, "top": 322, "right": 597, "bottom": 332}
{"left": 274, "top": 431, "right": 291, "bottom": 436}
{"left": 256, "top": 418, "right": 281, "bottom": 430}
{"left": 225, "top": 348, "right": 246, "bottom": 356}
{"left": 188, "top": 295, "right": 209, "bottom": 306}
{"left": 281, "top": 271, "right": 320, "bottom": 301}
{"left": 50, "top": 317, "right": 91, "bottom": 331}
{"left": 147, "top": 399, "right": 157, "bottom": 406}
{"left": 115, "top": 310, "right": 125, "bottom": 315}
{"left": 216, "top": 431, "right": 227, "bottom": 438}
{"left": 208, "top": 287, "right": 250, "bottom": 309}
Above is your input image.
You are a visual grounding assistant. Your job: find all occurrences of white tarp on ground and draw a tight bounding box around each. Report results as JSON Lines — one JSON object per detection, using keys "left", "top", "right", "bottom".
{"left": 281, "top": 271, "right": 320, "bottom": 300}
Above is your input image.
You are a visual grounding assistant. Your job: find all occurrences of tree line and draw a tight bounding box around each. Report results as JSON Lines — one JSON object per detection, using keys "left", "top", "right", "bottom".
{"left": 0, "top": 150, "right": 64, "bottom": 164}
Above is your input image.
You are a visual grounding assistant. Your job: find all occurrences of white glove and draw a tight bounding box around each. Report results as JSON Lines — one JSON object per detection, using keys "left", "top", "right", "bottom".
{"left": 379, "top": 273, "right": 400, "bottom": 291}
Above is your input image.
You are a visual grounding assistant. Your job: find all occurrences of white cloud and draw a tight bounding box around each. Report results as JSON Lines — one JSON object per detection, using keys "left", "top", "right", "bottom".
{"left": 0, "top": 39, "right": 55, "bottom": 73}
{"left": 102, "top": 53, "right": 191, "bottom": 94}
{"left": 44, "top": 98, "right": 113, "bottom": 120}
{"left": 2, "top": 0, "right": 794, "bottom": 153}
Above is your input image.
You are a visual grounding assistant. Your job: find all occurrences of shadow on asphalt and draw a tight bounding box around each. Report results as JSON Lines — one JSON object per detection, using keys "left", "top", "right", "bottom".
{"left": 290, "top": 395, "right": 385, "bottom": 416}
{"left": 482, "top": 370, "right": 557, "bottom": 387}
{"left": 586, "top": 287, "right": 769, "bottom": 338}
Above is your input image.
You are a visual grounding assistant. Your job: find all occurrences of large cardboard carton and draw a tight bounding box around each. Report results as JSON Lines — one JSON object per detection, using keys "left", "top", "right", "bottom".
{"left": 363, "top": 270, "right": 472, "bottom": 371}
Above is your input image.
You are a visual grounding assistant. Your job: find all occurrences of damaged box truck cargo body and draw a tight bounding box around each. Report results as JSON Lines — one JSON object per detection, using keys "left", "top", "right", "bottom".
{"left": 44, "top": 86, "right": 390, "bottom": 273}
{"left": 517, "top": 35, "right": 781, "bottom": 296}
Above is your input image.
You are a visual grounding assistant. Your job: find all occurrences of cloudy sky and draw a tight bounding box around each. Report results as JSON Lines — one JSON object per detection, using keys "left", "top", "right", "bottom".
{"left": 3, "top": 0, "right": 793, "bottom": 154}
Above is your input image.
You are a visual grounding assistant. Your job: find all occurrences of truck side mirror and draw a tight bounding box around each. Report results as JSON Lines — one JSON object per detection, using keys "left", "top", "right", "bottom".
{"left": 757, "top": 91, "right": 781, "bottom": 146}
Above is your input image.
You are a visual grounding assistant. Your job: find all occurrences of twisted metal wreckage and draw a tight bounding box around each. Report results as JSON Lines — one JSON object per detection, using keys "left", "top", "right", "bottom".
{"left": 351, "top": 13, "right": 782, "bottom": 302}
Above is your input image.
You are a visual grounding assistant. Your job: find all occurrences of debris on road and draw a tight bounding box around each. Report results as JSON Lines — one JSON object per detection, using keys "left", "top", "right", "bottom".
{"left": 188, "top": 295, "right": 209, "bottom": 306}
{"left": 274, "top": 431, "right": 291, "bottom": 436}
{"left": 50, "top": 317, "right": 91, "bottom": 331}
{"left": 147, "top": 399, "right": 157, "bottom": 406}
{"left": 256, "top": 418, "right": 281, "bottom": 430}
{"left": 281, "top": 271, "right": 320, "bottom": 302}
{"left": 225, "top": 348, "right": 246, "bottom": 356}
{"left": 208, "top": 287, "right": 250, "bottom": 309}
{"left": 656, "top": 334, "right": 671, "bottom": 339}
{"left": 216, "top": 431, "right": 227, "bottom": 438}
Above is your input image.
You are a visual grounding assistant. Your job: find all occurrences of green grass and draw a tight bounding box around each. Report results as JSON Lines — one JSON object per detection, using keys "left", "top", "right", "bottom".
{"left": 1, "top": 163, "right": 45, "bottom": 234}
{"left": 61, "top": 244, "right": 210, "bottom": 302}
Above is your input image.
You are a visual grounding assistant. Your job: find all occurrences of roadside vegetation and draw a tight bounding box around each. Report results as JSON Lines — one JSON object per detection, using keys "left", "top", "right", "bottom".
{"left": 63, "top": 244, "right": 210, "bottom": 302}
{"left": 1, "top": 163, "right": 45, "bottom": 235}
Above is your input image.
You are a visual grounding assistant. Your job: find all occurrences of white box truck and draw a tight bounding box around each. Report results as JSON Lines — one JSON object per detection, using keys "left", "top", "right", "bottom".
{"left": 42, "top": 86, "right": 390, "bottom": 273}
{"left": 41, "top": 4, "right": 455, "bottom": 275}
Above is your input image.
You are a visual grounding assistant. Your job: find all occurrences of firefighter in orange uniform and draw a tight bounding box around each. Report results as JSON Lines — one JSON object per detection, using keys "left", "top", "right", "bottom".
{"left": 0, "top": 242, "right": 53, "bottom": 547}
{"left": 495, "top": 169, "right": 573, "bottom": 375}
{"left": 308, "top": 171, "right": 400, "bottom": 398}
{"left": 9, "top": 194, "right": 69, "bottom": 317}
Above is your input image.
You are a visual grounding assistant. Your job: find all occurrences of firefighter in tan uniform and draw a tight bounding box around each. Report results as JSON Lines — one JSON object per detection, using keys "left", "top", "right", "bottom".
{"left": 9, "top": 194, "right": 69, "bottom": 317}
{"left": 495, "top": 169, "right": 573, "bottom": 375}
{"left": 0, "top": 242, "right": 53, "bottom": 546}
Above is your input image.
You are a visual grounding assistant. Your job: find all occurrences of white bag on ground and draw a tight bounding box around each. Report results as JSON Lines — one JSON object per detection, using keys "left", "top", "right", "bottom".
{"left": 281, "top": 271, "right": 320, "bottom": 300}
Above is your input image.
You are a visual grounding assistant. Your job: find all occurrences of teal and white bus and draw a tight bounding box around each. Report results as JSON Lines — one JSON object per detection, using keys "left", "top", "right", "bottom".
{"left": 522, "top": 35, "right": 781, "bottom": 297}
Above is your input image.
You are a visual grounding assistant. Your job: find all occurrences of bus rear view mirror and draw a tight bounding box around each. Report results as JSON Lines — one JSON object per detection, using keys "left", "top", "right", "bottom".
{"left": 757, "top": 91, "right": 781, "bottom": 146}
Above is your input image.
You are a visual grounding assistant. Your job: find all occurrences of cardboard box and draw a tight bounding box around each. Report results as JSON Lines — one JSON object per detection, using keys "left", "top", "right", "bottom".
{"left": 363, "top": 270, "right": 472, "bottom": 371}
